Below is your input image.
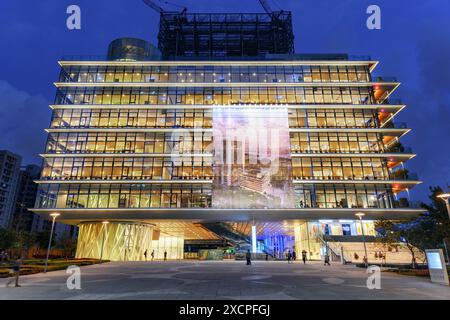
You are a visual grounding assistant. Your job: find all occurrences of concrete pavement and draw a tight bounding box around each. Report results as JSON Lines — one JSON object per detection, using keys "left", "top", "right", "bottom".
{"left": 0, "top": 260, "right": 449, "bottom": 300}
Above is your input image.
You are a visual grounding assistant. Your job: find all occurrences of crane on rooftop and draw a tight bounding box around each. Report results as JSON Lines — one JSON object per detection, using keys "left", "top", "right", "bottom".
{"left": 142, "top": 0, "right": 187, "bottom": 15}
{"left": 259, "top": 0, "right": 274, "bottom": 14}
{"left": 258, "top": 0, "right": 284, "bottom": 17}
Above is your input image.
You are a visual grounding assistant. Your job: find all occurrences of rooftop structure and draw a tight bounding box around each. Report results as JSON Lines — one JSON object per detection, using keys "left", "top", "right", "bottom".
{"left": 157, "top": 12, "right": 294, "bottom": 59}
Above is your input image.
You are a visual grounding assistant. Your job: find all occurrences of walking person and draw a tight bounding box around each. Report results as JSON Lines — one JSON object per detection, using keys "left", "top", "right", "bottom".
{"left": 151, "top": 250, "right": 155, "bottom": 261}
{"left": 265, "top": 252, "right": 268, "bottom": 261}
{"left": 302, "top": 250, "right": 307, "bottom": 264}
{"left": 324, "top": 253, "right": 331, "bottom": 266}
{"left": 6, "top": 257, "right": 22, "bottom": 288}
{"left": 287, "top": 250, "right": 292, "bottom": 264}
{"left": 246, "top": 249, "right": 251, "bottom": 265}
{"left": 292, "top": 250, "right": 296, "bottom": 262}
{"left": 144, "top": 249, "right": 148, "bottom": 261}
{"left": 164, "top": 250, "right": 167, "bottom": 261}
{"left": 363, "top": 256, "right": 368, "bottom": 265}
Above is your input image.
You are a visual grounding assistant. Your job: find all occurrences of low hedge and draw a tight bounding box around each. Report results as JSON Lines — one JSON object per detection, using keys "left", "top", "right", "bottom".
{"left": 0, "top": 258, "right": 109, "bottom": 278}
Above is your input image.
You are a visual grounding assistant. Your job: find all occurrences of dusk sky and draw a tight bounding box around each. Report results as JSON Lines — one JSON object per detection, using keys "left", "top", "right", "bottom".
{"left": 0, "top": 0, "right": 449, "bottom": 203}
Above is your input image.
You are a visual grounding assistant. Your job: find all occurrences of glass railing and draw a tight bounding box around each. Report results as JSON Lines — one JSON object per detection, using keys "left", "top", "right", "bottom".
{"left": 384, "top": 98, "right": 402, "bottom": 105}
{"left": 384, "top": 145, "right": 413, "bottom": 153}
{"left": 383, "top": 121, "right": 408, "bottom": 129}
{"left": 40, "top": 174, "right": 419, "bottom": 182}
{"left": 61, "top": 55, "right": 109, "bottom": 61}
{"left": 372, "top": 76, "right": 398, "bottom": 82}
{"left": 388, "top": 170, "right": 419, "bottom": 180}
{"left": 39, "top": 175, "right": 214, "bottom": 181}
{"left": 290, "top": 148, "right": 413, "bottom": 154}
{"left": 60, "top": 54, "right": 373, "bottom": 62}
{"left": 292, "top": 174, "right": 419, "bottom": 181}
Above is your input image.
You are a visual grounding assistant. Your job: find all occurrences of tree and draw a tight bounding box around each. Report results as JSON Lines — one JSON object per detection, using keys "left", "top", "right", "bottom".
{"left": 396, "top": 222, "right": 425, "bottom": 268}
{"left": 374, "top": 219, "right": 423, "bottom": 268}
{"left": 14, "top": 231, "right": 36, "bottom": 257}
{"left": 57, "top": 232, "right": 77, "bottom": 259}
{"left": 375, "top": 185, "right": 450, "bottom": 268}
{"left": 420, "top": 186, "right": 450, "bottom": 250}
{"left": 35, "top": 230, "right": 56, "bottom": 249}
{"left": 0, "top": 228, "right": 16, "bottom": 250}
{"left": 374, "top": 219, "right": 399, "bottom": 266}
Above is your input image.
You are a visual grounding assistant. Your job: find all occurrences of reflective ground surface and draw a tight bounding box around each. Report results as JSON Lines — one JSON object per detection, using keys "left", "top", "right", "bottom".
{"left": 1, "top": 260, "right": 449, "bottom": 300}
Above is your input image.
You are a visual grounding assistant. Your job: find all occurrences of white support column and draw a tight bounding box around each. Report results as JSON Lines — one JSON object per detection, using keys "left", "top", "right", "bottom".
{"left": 251, "top": 225, "right": 257, "bottom": 253}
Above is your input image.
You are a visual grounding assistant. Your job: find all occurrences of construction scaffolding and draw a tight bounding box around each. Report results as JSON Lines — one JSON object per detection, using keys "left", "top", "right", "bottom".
{"left": 157, "top": 12, "right": 294, "bottom": 59}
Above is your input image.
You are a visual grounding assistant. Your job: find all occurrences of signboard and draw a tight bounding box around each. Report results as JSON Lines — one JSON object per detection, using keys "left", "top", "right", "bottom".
{"left": 425, "top": 249, "right": 449, "bottom": 285}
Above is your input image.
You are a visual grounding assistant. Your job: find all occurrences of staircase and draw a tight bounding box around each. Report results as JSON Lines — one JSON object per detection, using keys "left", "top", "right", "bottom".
{"left": 201, "top": 222, "right": 251, "bottom": 252}
{"left": 318, "top": 236, "right": 344, "bottom": 262}
{"left": 200, "top": 222, "right": 275, "bottom": 259}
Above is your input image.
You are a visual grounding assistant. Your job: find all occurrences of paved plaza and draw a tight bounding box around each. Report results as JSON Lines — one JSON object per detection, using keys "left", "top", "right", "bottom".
{"left": 1, "top": 260, "right": 449, "bottom": 300}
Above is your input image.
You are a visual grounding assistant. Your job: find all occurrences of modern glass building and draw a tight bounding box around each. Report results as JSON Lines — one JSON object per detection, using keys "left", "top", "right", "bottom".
{"left": 31, "top": 13, "right": 423, "bottom": 261}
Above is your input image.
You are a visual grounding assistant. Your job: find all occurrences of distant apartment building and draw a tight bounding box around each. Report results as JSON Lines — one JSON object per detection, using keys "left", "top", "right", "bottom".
{"left": 0, "top": 150, "right": 22, "bottom": 228}
{"left": 12, "top": 164, "right": 41, "bottom": 232}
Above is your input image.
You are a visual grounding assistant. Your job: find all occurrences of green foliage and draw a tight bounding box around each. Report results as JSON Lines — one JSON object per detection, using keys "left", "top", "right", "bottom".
{"left": 35, "top": 230, "right": 56, "bottom": 249}
{"left": 56, "top": 232, "right": 77, "bottom": 259}
{"left": 0, "top": 228, "right": 16, "bottom": 249}
{"left": 0, "top": 259, "right": 108, "bottom": 278}
{"left": 0, "top": 228, "right": 38, "bottom": 257}
{"left": 386, "top": 141, "right": 405, "bottom": 153}
{"left": 420, "top": 186, "right": 450, "bottom": 244}
{"left": 375, "top": 185, "right": 450, "bottom": 267}
{"left": 15, "top": 231, "right": 36, "bottom": 250}
{"left": 374, "top": 219, "right": 399, "bottom": 249}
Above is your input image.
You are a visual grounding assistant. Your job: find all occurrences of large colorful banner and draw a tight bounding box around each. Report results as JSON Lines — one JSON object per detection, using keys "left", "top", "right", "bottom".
{"left": 212, "top": 106, "right": 295, "bottom": 209}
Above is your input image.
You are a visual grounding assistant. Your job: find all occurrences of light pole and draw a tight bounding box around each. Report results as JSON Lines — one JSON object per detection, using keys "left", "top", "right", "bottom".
{"left": 355, "top": 212, "right": 368, "bottom": 267}
{"left": 436, "top": 192, "right": 450, "bottom": 264}
{"left": 44, "top": 213, "right": 60, "bottom": 273}
{"left": 437, "top": 193, "right": 450, "bottom": 219}
{"left": 100, "top": 221, "right": 109, "bottom": 260}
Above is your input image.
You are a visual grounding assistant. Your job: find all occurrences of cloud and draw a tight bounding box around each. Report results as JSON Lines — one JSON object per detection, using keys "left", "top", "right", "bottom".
{"left": 0, "top": 80, "right": 50, "bottom": 165}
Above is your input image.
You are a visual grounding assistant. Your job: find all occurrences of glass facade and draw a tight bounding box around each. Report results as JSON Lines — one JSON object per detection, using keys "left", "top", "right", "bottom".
{"left": 290, "top": 132, "right": 385, "bottom": 154}
{"left": 59, "top": 65, "right": 370, "bottom": 84}
{"left": 292, "top": 157, "right": 389, "bottom": 180}
{"left": 294, "top": 184, "right": 394, "bottom": 209}
{"left": 36, "top": 60, "right": 417, "bottom": 212}
{"left": 45, "top": 131, "right": 213, "bottom": 154}
{"left": 37, "top": 183, "right": 211, "bottom": 209}
{"left": 288, "top": 109, "right": 379, "bottom": 128}
{"left": 55, "top": 86, "right": 375, "bottom": 105}
{"left": 50, "top": 108, "right": 213, "bottom": 128}
{"left": 41, "top": 156, "right": 213, "bottom": 180}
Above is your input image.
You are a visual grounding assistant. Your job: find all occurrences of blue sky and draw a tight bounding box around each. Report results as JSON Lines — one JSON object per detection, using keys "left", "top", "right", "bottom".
{"left": 0, "top": 0, "right": 449, "bottom": 202}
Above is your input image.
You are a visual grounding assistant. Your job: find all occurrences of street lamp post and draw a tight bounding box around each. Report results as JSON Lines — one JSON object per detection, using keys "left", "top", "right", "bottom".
{"left": 437, "top": 193, "right": 450, "bottom": 219}
{"left": 356, "top": 212, "right": 368, "bottom": 267}
{"left": 44, "top": 213, "right": 60, "bottom": 273}
{"left": 100, "top": 221, "right": 109, "bottom": 260}
{"left": 437, "top": 193, "right": 450, "bottom": 264}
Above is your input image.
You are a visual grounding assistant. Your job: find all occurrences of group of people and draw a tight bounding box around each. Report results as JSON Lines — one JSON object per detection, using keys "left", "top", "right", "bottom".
{"left": 247, "top": 249, "right": 310, "bottom": 265}
{"left": 286, "top": 249, "right": 309, "bottom": 264}
{"left": 143, "top": 249, "right": 168, "bottom": 261}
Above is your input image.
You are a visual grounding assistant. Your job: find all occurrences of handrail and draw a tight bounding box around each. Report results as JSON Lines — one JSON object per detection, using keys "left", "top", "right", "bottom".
{"left": 317, "top": 235, "right": 344, "bottom": 263}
